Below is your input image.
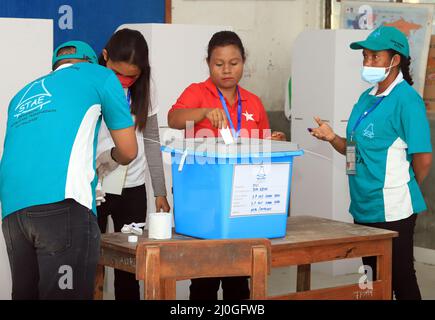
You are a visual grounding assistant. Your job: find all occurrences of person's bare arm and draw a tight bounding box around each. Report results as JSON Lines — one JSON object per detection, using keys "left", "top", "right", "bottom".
{"left": 328, "top": 135, "right": 347, "bottom": 155}
{"left": 412, "top": 153, "right": 432, "bottom": 184}
{"left": 168, "top": 108, "right": 228, "bottom": 129}
{"left": 109, "top": 126, "right": 138, "bottom": 165}
{"left": 168, "top": 108, "right": 206, "bottom": 129}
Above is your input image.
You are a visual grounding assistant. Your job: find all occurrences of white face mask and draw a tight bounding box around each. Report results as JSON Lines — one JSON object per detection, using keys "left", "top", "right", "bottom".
{"left": 361, "top": 56, "right": 397, "bottom": 85}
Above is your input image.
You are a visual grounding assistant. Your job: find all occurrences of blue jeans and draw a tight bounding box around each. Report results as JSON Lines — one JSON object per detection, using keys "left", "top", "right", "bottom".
{"left": 2, "top": 199, "right": 100, "bottom": 300}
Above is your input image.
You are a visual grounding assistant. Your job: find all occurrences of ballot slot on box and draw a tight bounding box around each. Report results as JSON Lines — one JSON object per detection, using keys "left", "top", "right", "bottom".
{"left": 162, "top": 138, "right": 303, "bottom": 239}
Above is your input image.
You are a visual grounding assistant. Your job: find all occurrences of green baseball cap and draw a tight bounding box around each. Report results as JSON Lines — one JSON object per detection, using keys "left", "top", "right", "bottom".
{"left": 350, "top": 26, "right": 410, "bottom": 58}
{"left": 52, "top": 40, "right": 98, "bottom": 67}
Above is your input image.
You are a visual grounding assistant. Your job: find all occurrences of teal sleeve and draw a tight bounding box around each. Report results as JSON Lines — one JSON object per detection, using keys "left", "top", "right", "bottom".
{"left": 400, "top": 96, "right": 432, "bottom": 155}
{"left": 100, "top": 73, "right": 134, "bottom": 130}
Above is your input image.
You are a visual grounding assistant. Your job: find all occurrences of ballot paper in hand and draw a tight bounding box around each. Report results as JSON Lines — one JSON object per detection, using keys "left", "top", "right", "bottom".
{"left": 219, "top": 127, "right": 235, "bottom": 145}
{"left": 101, "top": 165, "right": 128, "bottom": 195}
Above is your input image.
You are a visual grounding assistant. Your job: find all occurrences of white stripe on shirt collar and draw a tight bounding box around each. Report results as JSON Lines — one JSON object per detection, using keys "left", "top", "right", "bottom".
{"left": 369, "top": 72, "right": 404, "bottom": 97}
{"left": 53, "top": 63, "right": 74, "bottom": 72}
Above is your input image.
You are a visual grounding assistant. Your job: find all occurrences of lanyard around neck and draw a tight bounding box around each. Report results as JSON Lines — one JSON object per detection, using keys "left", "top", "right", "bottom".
{"left": 126, "top": 89, "right": 132, "bottom": 106}
{"left": 217, "top": 86, "right": 242, "bottom": 139}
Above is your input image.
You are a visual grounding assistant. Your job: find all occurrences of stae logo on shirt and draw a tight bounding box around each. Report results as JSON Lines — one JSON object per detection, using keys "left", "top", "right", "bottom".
{"left": 14, "top": 79, "right": 52, "bottom": 118}
{"left": 363, "top": 123, "right": 375, "bottom": 139}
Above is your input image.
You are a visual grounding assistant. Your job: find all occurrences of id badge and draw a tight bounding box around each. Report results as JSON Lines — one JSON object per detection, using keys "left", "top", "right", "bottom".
{"left": 346, "top": 141, "right": 357, "bottom": 175}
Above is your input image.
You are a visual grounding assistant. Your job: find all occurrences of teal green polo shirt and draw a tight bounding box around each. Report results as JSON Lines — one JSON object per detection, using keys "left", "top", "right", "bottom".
{"left": 0, "top": 63, "right": 134, "bottom": 218}
{"left": 346, "top": 73, "right": 432, "bottom": 223}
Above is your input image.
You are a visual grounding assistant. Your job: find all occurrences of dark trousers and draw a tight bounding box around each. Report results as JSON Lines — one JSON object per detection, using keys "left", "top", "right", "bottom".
{"left": 355, "top": 214, "right": 421, "bottom": 300}
{"left": 190, "top": 277, "right": 250, "bottom": 300}
{"left": 97, "top": 184, "right": 147, "bottom": 300}
{"left": 2, "top": 199, "right": 100, "bottom": 300}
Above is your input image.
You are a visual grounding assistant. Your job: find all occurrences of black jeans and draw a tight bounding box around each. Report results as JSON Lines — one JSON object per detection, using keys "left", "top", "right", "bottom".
{"left": 190, "top": 277, "right": 250, "bottom": 300}
{"left": 2, "top": 199, "right": 100, "bottom": 300}
{"left": 355, "top": 214, "right": 421, "bottom": 300}
{"left": 97, "top": 184, "right": 147, "bottom": 300}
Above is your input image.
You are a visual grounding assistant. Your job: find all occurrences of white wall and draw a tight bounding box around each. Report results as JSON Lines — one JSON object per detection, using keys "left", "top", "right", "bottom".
{"left": 0, "top": 18, "right": 53, "bottom": 300}
{"left": 172, "top": 0, "right": 324, "bottom": 112}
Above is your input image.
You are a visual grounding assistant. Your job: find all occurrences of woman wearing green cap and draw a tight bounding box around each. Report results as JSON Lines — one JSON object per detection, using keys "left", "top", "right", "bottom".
{"left": 310, "top": 26, "right": 432, "bottom": 300}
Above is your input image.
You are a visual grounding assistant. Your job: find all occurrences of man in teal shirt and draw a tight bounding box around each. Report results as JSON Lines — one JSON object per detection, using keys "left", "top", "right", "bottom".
{"left": 310, "top": 26, "right": 432, "bottom": 299}
{"left": 0, "top": 41, "right": 138, "bottom": 299}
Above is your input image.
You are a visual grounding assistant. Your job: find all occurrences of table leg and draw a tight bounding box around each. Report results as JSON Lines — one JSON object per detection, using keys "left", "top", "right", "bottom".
{"left": 160, "top": 279, "right": 177, "bottom": 300}
{"left": 296, "top": 264, "right": 311, "bottom": 292}
{"left": 377, "top": 239, "right": 393, "bottom": 300}
{"left": 94, "top": 264, "right": 105, "bottom": 300}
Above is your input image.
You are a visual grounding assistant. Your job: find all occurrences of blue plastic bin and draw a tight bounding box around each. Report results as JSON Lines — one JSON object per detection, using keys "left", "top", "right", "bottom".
{"left": 162, "top": 138, "right": 303, "bottom": 239}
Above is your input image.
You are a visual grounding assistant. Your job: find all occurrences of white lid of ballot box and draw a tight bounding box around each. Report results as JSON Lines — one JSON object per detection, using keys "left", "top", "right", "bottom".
{"left": 161, "top": 138, "right": 304, "bottom": 159}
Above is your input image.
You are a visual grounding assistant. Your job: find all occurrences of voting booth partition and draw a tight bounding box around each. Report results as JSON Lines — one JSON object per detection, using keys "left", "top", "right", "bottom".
{"left": 0, "top": 18, "right": 53, "bottom": 299}
{"left": 290, "top": 30, "right": 371, "bottom": 276}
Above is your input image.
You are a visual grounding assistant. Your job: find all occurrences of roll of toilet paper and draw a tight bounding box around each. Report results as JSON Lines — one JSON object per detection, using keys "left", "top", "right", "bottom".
{"left": 148, "top": 212, "right": 172, "bottom": 240}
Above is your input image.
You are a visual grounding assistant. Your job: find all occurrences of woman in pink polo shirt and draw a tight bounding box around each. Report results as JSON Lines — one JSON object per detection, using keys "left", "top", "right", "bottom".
{"left": 168, "top": 30, "right": 285, "bottom": 300}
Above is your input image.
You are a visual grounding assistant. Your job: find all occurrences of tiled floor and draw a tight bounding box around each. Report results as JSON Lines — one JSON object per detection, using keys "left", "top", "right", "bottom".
{"left": 103, "top": 261, "right": 435, "bottom": 300}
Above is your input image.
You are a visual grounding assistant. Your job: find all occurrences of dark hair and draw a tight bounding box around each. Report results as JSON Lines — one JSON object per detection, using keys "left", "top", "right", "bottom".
{"left": 52, "top": 46, "right": 76, "bottom": 70}
{"left": 206, "top": 31, "right": 246, "bottom": 63}
{"left": 388, "top": 50, "right": 413, "bottom": 86}
{"left": 99, "top": 28, "right": 151, "bottom": 130}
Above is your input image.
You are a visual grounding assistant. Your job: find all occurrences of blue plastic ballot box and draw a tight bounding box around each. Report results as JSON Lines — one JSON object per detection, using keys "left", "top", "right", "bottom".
{"left": 162, "top": 138, "right": 303, "bottom": 239}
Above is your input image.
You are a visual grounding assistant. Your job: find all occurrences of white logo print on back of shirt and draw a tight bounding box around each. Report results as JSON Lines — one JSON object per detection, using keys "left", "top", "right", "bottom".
{"left": 14, "top": 79, "right": 52, "bottom": 118}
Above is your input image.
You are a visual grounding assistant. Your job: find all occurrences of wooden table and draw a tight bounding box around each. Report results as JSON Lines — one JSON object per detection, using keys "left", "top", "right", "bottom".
{"left": 94, "top": 215, "right": 397, "bottom": 300}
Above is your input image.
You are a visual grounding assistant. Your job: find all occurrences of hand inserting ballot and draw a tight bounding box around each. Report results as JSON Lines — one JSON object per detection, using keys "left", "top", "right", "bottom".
{"left": 204, "top": 108, "right": 228, "bottom": 129}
